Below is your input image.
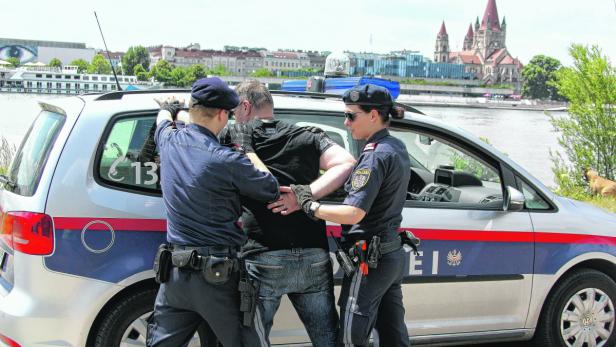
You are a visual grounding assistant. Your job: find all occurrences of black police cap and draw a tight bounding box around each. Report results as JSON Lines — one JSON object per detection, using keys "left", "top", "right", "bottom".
{"left": 342, "top": 84, "right": 394, "bottom": 107}
{"left": 191, "top": 77, "right": 240, "bottom": 110}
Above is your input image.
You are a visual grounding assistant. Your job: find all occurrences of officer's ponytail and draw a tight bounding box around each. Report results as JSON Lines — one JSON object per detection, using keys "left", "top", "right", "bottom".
{"left": 389, "top": 106, "right": 405, "bottom": 120}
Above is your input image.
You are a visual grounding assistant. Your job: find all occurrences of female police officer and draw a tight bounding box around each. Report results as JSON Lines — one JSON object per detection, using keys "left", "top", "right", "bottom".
{"left": 271, "top": 84, "right": 411, "bottom": 346}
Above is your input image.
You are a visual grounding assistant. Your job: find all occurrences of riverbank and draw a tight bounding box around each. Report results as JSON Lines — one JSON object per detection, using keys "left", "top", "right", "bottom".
{"left": 397, "top": 95, "right": 567, "bottom": 112}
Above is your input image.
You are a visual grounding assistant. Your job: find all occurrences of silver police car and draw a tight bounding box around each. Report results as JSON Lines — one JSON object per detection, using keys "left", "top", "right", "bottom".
{"left": 1, "top": 90, "right": 615, "bottom": 347}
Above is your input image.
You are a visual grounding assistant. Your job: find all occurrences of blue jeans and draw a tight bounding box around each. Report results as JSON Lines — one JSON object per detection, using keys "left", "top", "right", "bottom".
{"left": 245, "top": 248, "right": 339, "bottom": 347}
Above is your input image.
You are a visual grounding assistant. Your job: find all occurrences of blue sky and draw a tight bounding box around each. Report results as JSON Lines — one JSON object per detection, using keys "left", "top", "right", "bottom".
{"left": 3, "top": 0, "right": 615, "bottom": 66}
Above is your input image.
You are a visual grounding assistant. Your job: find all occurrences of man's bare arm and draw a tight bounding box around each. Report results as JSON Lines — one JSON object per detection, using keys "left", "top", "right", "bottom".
{"left": 311, "top": 144, "right": 356, "bottom": 199}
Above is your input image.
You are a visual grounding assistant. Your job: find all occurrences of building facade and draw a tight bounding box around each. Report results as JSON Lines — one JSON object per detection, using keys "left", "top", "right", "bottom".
{"left": 148, "top": 46, "right": 263, "bottom": 76}
{"left": 434, "top": 0, "right": 522, "bottom": 83}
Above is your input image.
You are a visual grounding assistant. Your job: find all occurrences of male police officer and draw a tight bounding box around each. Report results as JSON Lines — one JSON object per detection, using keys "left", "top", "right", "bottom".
{"left": 147, "top": 77, "right": 279, "bottom": 347}
{"left": 222, "top": 80, "right": 356, "bottom": 346}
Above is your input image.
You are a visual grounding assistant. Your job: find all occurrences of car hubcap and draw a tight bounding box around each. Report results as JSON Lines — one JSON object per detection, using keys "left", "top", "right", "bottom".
{"left": 120, "top": 312, "right": 201, "bottom": 347}
{"left": 561, "top": 288, "right": 615, "bottom": 347}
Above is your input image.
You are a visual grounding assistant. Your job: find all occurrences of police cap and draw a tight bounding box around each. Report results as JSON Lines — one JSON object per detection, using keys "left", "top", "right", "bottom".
{"left": 342, "top": 84, "right": 393, "bottom": 107}
{"left": 191, "top": 77, "right": 240, "bottom": 110}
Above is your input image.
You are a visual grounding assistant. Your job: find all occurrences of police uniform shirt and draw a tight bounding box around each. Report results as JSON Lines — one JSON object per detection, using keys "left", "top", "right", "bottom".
{"left": 223, "top": 120, "right": 335, "bottom": 250}
{"left": 342, "top": 128, "right": 411, "bottom": 241}
{"left": 155, "top": 120, "right": 279, "bottom": 247}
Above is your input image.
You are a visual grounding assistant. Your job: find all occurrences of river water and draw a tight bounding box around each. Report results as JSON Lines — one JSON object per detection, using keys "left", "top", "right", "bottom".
{"left": 0, "top": 93, "right": 563, "bottom": 186}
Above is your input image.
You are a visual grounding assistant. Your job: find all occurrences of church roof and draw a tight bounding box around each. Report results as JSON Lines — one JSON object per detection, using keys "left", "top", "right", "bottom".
{"left": 480, "top": 0, "right": 501, "bottom": 31}
{"left": 465, "top": 24, "right": 474, "bottom": 39}
{"left": 450, "top": 51, "right": 482, "bottom": 64}
{"left": 438, "top": 21, "right": 448, "bottom": 36}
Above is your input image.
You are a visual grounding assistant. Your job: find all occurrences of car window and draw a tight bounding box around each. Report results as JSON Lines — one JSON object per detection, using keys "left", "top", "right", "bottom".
{"left": 515, "top": 176, "right": 551, "bottom": 210}
{"left": 98, "top": 115, "right": 160, "bottom": 194}
{"left": 390, "top": 126, "right": 504, "bottom": 210}
{"left": 7, "top": 111, "right": 65, "bottom": 196}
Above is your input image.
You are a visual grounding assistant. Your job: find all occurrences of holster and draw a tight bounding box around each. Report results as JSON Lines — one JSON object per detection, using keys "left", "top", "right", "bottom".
{"left": 153, "top": 244, "right": 172, "bottom": 284}
{"left": 238, "top": 258, "right": 259, "bottom": 327}
{"left": 367, "top": 236, "right": 381, "bottom": 269}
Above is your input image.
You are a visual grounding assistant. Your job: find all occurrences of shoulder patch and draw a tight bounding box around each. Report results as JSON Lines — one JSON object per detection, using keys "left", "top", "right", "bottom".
{"left": 351, "top": 168, "right": 371, "bottom": 190}
{"left": 363, "top": 143, "right": 377, "bottom": 151}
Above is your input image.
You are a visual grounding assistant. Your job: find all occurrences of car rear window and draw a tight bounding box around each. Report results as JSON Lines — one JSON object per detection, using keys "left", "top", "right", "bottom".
{"left": 7, "top": 111, "right": 65, "bottom": 196}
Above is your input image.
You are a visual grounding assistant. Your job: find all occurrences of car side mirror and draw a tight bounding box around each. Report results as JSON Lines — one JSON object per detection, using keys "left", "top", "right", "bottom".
{"left": 504, "top": 186, "right": 525, "bottom": 212}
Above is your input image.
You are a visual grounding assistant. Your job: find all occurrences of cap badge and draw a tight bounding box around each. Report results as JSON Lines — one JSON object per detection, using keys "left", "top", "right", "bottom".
{"left": 350, "top": 90, "right": 360, "bottom": 102}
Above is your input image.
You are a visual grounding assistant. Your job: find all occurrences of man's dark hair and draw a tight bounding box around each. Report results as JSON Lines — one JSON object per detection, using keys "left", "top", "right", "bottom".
{"left": 236, "top": 80, "right": 274, "bottom": 110}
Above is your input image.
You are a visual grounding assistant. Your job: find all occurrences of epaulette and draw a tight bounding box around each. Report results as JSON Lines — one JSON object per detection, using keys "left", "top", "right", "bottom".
{"left": 363, "top": 143, "right": 378, "bottom": 152}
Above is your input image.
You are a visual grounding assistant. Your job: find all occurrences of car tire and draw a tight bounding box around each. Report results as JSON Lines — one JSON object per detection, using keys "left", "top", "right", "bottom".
{"left": 534, "top": 268, "right": 616, "bottom": 347}
{"left": 92, "top": 287, "right": 218, "bottom": 347}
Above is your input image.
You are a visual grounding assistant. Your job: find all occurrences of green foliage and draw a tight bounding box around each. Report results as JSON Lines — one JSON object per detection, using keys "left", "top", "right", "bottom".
{"left": 250, "top": 68, "right": 275, "bottom": 77}
{"left": 0, "top": 136, "right": 16, "bottom": 176}
{"left": 209, "top": 64, "right": 229, "bottom": 76}
{"left": 521, "top": 55, "right": 563, "bottom": 100}
{"left": 149, "top": 59, "right": 174, "bottom": 84}
{"left": 133, "top": 64, "right": 149, "bottom": 81}
{"left": 6, "top": 57, "right": 20, "bottom": 67}
{"left": 88, "top": 54, "right": 112, "bottom": 74}
{"left": 122, "top": 46, "right": 151, "bottom": 75}
{"left": 550, "top": 44, "right": 616, "bottom": 183}
{"left": 48, "top": 58, "right": 62, "bottom": 68}
{"left": 549, "top": 44, "right": 616, "bottom": 211}
{"left": 70, "top": 59, "right": 90, "bottom": 73}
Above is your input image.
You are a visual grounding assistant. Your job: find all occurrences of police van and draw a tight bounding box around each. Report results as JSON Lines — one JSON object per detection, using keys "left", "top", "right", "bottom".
{"left": 1, "top": 89, "right": 616, "bottom": 347}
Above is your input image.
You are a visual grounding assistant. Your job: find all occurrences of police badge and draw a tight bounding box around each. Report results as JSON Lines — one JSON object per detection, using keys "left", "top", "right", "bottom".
{"left": 351, "top": 168, "right": 371, "bottom": 190}
{"left": 349, "top": 90, "right": 360, "bottom": 102}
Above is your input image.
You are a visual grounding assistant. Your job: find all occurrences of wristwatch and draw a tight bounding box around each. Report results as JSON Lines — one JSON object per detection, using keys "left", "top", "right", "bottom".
{"left": 309, "top": 201, "right": 321, "bottom": 215}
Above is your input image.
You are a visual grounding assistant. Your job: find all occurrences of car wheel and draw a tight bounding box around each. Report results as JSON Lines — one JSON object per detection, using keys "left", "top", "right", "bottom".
{"left": 92, "top": 287, "right": 217, "bottom": 347}
{"left": 534, "top": 269, "right": 616, "bottom": 347}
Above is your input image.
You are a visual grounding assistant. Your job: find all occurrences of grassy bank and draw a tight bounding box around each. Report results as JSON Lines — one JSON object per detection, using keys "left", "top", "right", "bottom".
{"left": 555, "top": 185, "right": 616, "bottom": 213}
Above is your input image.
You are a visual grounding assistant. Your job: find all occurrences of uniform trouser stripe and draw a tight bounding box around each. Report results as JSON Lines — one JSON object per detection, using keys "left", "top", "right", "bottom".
{"left": 253, "top": 307, "right": 268, "bottom": 347}
{"left": 343, "top": 270, "right": 363, "bottom": 346}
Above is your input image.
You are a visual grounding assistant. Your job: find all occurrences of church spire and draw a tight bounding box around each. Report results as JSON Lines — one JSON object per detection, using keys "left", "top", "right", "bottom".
{"left": 475, "top": 16, "right": 480, "bottom": 30}
{"left": 480, "top": 0, "right": 501, "bottom": 31}
{"left": 438, "top": 21, "right": 448, "bottom": 36}
{"left": 501, "top": 16, "right": 507, "bottom": 29}
{"left": 463, "top": 23, "right": 474, "bottom": 51}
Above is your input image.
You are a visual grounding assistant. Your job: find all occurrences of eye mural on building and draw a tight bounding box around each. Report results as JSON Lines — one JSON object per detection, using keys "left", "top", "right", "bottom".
{"left": 0, "top": 45, "right": 38, "bottom": 64}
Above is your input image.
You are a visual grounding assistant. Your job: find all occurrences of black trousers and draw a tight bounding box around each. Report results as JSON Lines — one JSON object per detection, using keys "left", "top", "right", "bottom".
{"left": 338, "top": 248, "right": 410, "bottom": 347}
{"left": 146, "top": 267, "right": 265, "bottom": 347}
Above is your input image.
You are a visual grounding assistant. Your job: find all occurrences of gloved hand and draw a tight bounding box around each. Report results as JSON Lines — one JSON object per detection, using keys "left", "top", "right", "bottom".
{"left": 290, "top": 184, "right": 316, "bottom": 218}
{"left": 229, "top": 122, "right": 254, "bottom": 153}
{"left": 154, "top": 97, "right": 184, "bottom": 121}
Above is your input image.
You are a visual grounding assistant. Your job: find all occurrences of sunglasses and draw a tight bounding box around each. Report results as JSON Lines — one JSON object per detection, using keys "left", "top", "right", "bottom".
{"left": 344, "top": 111, "right": 361, "bottom": 122}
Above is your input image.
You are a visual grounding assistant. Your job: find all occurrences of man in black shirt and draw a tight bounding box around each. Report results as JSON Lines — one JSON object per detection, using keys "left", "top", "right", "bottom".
{"left": 224, "top": 80, "right": 355, "bottom": 346}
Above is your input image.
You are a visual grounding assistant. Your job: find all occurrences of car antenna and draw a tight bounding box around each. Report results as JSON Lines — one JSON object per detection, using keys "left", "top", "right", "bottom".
{"left": 94, "top": 11, "right": 122, "bottom": 91}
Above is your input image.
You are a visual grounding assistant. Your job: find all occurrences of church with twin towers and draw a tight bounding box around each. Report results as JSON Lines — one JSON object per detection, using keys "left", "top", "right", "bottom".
{"left": 434, "top": 0, "right": 522, "bottom": 84}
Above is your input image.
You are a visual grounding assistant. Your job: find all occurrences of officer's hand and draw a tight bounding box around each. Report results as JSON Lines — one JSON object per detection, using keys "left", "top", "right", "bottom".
{"left": 229, "top": 122, "right": 255, "bottom": 153}
{"left": 267, "top": 186, "right": 301, "bottom": 215}
{"left": 290, "top": 185, "right": 316, "bottom": 218}
{"left": 154, "top": 96, "right": 185, "bottom": 121}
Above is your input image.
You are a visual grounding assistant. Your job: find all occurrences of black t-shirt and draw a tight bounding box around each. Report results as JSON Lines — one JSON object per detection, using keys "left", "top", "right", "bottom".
{"left": 225, "top": 120, "right": 335, "bottom": 250}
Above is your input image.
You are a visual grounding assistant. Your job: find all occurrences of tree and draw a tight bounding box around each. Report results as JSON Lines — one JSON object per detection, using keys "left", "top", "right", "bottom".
{"left": 88, "top": 54, "right": 112, "bottom": 74}
{"left": 70, "top": 59, "right": 90, "bottom": 73}
{"left": 169, "top": 66, "right": 188, "bottom": 87}
{"left": 48, "top": 58, "right": 62, "bottom": 68}
{"left": 550, "top": 44, "right": 616, "bottom": 191}
{"left": 149, "top": 59, "right": 174, "bottom": 84}
{"left": 209, "top": 64, "right": 229, "bottom": 76}
{"left": 250, "top": 68, "right": 274, "bottom": 77}
{"left": 122, "top": 46, "right": 150, "bottom": 75}
{"left": 6, "top": 57, "right": 20, "bottom": 67}
{"left": 133, "top": 64, "right": 149, "bottom": 81}
{"left": 521, "top": 55, "right": 563, "bottom": 100}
